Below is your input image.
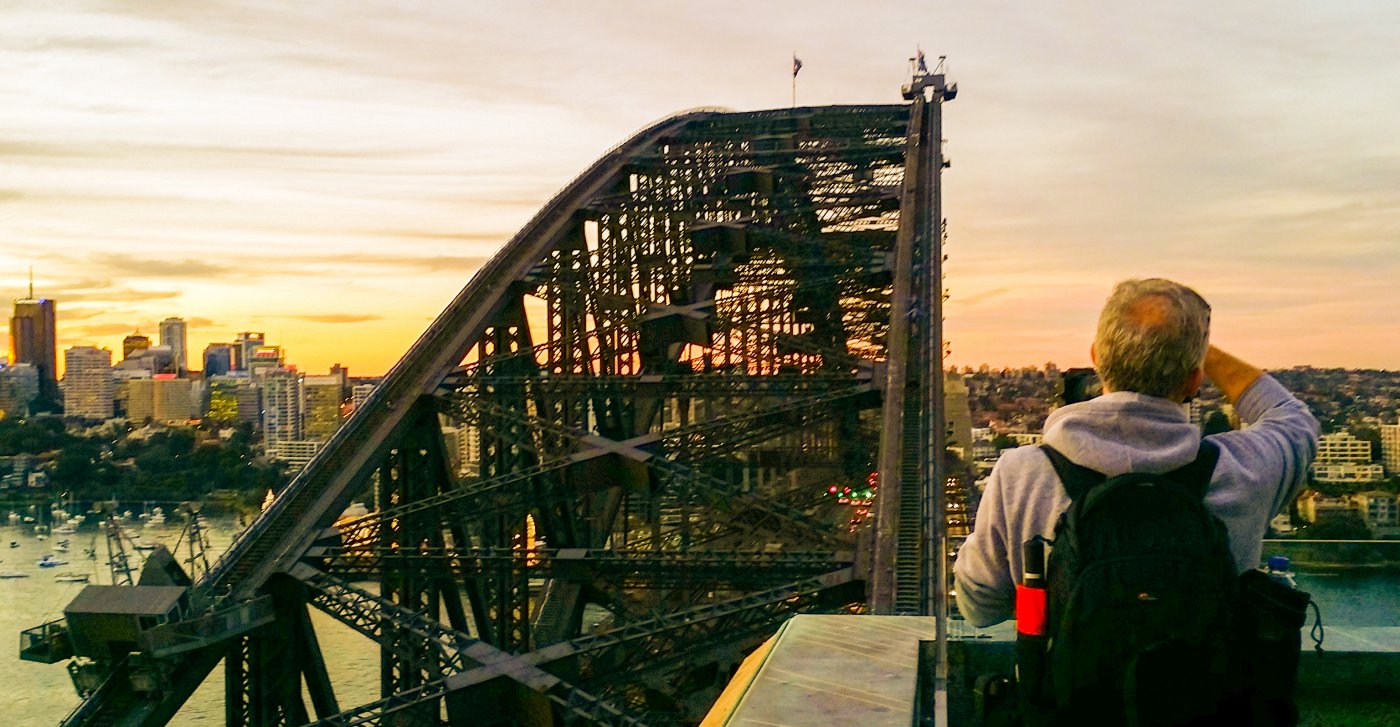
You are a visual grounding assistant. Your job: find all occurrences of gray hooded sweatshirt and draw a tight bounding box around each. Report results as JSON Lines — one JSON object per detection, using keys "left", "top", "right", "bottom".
{"left": 953, "top": 374, "right": 1319, "bottom": 628}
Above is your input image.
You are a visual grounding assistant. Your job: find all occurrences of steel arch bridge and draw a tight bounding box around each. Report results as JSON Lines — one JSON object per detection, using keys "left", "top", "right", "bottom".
{"left": 36, "top": 73, "right": 959, "bottom": 727}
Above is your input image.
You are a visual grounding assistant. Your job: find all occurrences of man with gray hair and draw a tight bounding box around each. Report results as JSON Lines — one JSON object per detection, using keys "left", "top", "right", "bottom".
{"left": 954, "top": 278, "right": 1318, "bottom": 628}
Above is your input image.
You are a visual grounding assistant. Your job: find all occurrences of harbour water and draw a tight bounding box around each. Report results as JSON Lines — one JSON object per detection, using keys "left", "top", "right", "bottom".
{"left": 2, "top": 519, "right": 1397, "bottom": 724}
{"left": 2, "top": 516, "right": 379, "bottom": 725}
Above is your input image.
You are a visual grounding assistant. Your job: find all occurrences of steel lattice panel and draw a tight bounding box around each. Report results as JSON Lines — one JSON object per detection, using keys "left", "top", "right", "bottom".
{"left": 54, "top": 102, "right": 941, "bottom": 727}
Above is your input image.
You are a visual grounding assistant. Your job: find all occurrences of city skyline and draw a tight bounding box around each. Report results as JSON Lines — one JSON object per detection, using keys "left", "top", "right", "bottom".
{"left": 4, "top": 2, "right": 1400, "bottom": 375}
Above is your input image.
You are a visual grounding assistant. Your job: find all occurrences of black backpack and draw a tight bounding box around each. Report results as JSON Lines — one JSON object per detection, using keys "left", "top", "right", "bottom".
{"left": 1020, "top": 441, "right": 1245, "bottom": 727}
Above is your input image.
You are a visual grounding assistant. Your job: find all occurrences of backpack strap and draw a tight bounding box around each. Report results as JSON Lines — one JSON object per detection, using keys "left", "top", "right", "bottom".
{"left": 1039, "top": 440, "right": 1221, "bottom": 502}
{"left": 1163, "top": 439, "right": 1220, "bottom": 499}
{"left": 1039, "top": 445, "right": 1104, "bottom": 502}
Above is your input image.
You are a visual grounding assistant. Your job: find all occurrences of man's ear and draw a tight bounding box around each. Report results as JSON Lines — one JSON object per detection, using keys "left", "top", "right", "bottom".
{"left": 1089, "top": 343, "right": 1098, "bottom": 368}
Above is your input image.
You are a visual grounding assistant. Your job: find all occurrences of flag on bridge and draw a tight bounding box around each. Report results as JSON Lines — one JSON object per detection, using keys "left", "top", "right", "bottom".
{"left": 917, "top": 47, "right": 928, "bottom": 73}
{"left": 793, "top": 54, "right": 803, "bottom": 77}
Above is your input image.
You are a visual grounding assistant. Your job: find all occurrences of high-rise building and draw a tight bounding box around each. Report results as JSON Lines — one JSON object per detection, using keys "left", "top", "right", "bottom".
{"left": 248, "top": 345, "right": 284, "bottom": 380}
{"left": 271, "top": 439, "right": 323, "bottom": 471}
{"left": 1381, "top": 424, "right": 1400, "bottom": 475}
{"left": 1316, "top": 431, "right": 1373, "bottom": 464}
{"left": 1311, "top": 461, "right": 1384, "bottom": 485}
{"left": 441, "top": 424, "right": 481, "bottom": 476}
{"left": 261, "top": 369, "right": 304, "bottom": 455}
{"left": 152, "top": 376, "right": 193, "bottom": 422}
{"left": 116, "top": 345, "right": 174, "bottom": 375}
{"left": 945, "top": 370, "right": 974, "bottom": 462}
{"left": 202, "top": 343, "right": 234, "bottom": 377}
{"left": 1352, "top": 491, "right": 1399, "bottom": 530}
{"left": 329, "top": 363, "right": 349, "bottom": 403}
{"left": 235, "top": 382, "right": 261, "bottom": 425}
{"left": 124, "top": 378, "right": 155, "bottom": 422}
{"left": 159, "top": 318, "right": 188, "bottom": 375}
{"left": 0, "top": 363, "right": 40, "bottom": 417}
{"left": 10, "top": 289, "right": 57, "bottom": 407}
{"left": 122, "top": 332, "right": 151, "bottom": 360}
{"left": 303, "top": 375, "right": 345, "bottom": 441}
{"left": 351, "top": 383, "right": 376, "bottom": 412}
{"left": 123, "top": 375, "right": 194, "bottom": 423}
{"left": 234, "top": 332, "right": 265, "bottom": 371}
{"left": 112, "top": 369, "right": 151, "bottom": 418}
{"left": 63, "top": 346, "right": 114, "bottom": 420}
{"left": 204, "top": 375, "right": 244, "bottom": 424}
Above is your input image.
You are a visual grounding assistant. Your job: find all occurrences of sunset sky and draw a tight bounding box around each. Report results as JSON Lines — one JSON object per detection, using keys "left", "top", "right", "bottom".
{"left": 4, "top": 1, "right": 1398, "bottom": 377}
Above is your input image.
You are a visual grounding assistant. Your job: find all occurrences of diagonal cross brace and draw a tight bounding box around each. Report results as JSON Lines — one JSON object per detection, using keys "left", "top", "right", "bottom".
{"left": 447, "top": 569, "right": 858, "bottom": 692}
{"left": 292, "top": 564, "right": 647, "bottom": 725}
{"left": 339, "top": 386, "right": 874, "bottom": 548}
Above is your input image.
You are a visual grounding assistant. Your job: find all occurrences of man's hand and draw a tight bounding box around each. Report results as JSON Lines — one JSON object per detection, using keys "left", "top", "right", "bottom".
{"left": 1203, "top": 345, "right": 1263, "bottom": 404}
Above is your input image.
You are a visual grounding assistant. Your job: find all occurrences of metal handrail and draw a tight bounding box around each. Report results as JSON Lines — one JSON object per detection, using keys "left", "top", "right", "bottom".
{"left": 138, "top": 597, "right": 275, "bottom": 657}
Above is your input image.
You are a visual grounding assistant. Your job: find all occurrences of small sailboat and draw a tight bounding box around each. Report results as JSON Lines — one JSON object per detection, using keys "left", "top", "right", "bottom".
{"left": 36, "top": 554, "right": 66, "bottom": 568}
{"left": 54, "top": 572, "right": 90, "bottom": 583}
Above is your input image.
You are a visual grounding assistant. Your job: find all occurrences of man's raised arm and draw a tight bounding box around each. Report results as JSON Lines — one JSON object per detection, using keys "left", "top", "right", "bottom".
{"left": 1203, "top": 344, "right": 1318, "bottom": 519}
{"left": 1203, "top": 345, "right": 1263, "bottom": 404}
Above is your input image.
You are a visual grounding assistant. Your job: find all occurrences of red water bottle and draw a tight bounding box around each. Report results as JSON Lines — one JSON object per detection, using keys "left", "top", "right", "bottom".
{"left": 1016, "top": 538, "right": 1048, "bottom": 636}
{"left": 1016, "top": 537, "right": 1051, "bottom": 712}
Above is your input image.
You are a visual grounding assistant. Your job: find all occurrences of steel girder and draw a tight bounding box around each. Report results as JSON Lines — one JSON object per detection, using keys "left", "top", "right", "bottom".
{"left": 311, "top": 547, "right": 851, "bottom": 591}
{"left": 53, "top": 101, "right": 945, "bottom": 727}
{"left": 293, "top": 565, "right": 642, "bottom": 726}
{"left": 295, "top": 566, "right": 861, "bottom": 725}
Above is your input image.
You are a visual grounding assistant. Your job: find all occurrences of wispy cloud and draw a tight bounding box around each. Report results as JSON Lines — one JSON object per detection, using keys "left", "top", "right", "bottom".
{"left": 7, "top": 0, "right": 1400, "bottom": 372}
{"left": 51, "top": 306, "right": 107, "bottom": 321}
{"left": 68, "top": 322, "right": 140, "bottom": 337}
{"left": 367, "top": 229, "right": 510, "bottom": 243}
{"left": 323, "top": 254, "right": 492, "bottom": 273}
{"left": 8, "top": 32, "right": 156, "bottom": 55}
{"left": 282, "top": 314, "right": 383, "bottom": 324}
{"left": 89, "top": 254, "right": 238, "bottom": 279}
{"left": 60, "top": 288, "right": 182, "bottom": 303}
{"left": 958, "top": 287, "right": 1011, "bottom": 307}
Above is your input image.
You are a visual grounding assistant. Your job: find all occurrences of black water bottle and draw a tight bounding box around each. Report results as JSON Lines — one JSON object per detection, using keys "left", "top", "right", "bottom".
{"left": 1017, "top": 537, "right": 1051, "bottom": 723}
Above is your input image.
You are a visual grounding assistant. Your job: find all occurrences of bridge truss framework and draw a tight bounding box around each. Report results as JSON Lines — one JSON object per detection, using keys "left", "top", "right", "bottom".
{"left": 43, "top": 73, "right": 959, "bottom": 727}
